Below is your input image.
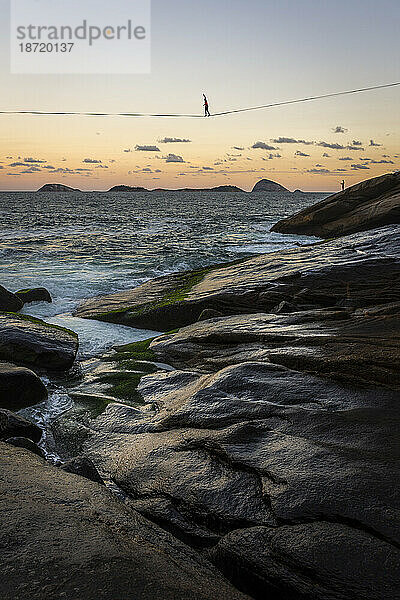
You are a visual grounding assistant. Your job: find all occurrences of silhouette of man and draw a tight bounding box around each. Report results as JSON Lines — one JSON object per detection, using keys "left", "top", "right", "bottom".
{"left": 203, "top": 94, "right": 211, "bottom": 117}
{"left": 341, "top": 180, "right": 345, "bottom": 191}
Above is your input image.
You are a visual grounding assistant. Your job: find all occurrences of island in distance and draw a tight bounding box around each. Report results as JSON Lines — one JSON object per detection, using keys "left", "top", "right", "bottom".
{"left": 36, "top": 179, "right": 293, "bottom": 194}
{"left": 37, "top": 183, "right": 81, "bottom": 193}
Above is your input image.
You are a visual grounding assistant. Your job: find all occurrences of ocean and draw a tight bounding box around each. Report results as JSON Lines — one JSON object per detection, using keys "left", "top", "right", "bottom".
{"left": 0, "top": 189, "right": 326, "bottom": 448}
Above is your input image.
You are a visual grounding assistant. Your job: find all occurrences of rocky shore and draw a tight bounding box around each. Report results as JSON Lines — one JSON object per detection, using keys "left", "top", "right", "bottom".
{"left": 1, "top": 173, "right": 399, "bottom": 599}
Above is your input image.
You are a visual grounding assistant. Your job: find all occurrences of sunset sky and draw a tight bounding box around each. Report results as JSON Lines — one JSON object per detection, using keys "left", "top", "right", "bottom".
{"left": 0, "top": 0, "right": 399, "bottom": 192}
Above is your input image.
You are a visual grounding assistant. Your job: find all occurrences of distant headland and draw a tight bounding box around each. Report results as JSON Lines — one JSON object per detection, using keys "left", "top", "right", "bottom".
{"left": 36, "top": 179, "right": 295, "bottom": 194}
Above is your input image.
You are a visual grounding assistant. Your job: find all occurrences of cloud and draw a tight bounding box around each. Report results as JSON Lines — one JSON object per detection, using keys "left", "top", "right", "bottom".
{"left": 351, "top": 164, "right": 370, "bottom": 170}
{"left": 158, "top": 137, "right": 191, "bottom": 143}
{"left": 369, "top": 159, "right": 394, "bottom": 164}
{"left": 338, "top": 157, "right": 353, "bottom": 161}
{"left": 251, "top": 141, "right": 278, "bottom": 150}
{"left": 332, "top": 126, "right": 348, "bottom": 133}
{"left": 123, "top": 149, "right": 131, "bottom": 153}
{"left": 20, "top": 166, "right": 42, "bottom": 173}
{"left": 295, "top": 151, "right": 310, "bottom": 157}
{"left": 271, "top": 137, "right": 313, "bottom": 145}
{"left": 24, "top": 157, "right": 47, "bottom": 163}
{"left": 347, "top": 145, "right": 365, "bottom": 151}
{"left": 316, "top": 141, "right": 365, "bottom": 151}
{"left": 135, "top": 145, "right": 160, "bottom": 152}
{"left": 83, "top": 158, "right": 102, "bottom": 164}
{"left": 317, "top": 141, "right": 345, "bottom": 150}
{"left": 0, "top": 166, "right": 3, "bottom": 169}
{"left": 96, "top": 165, "right": 109, "bottom": 169}
{"left": 232, "top": 146, "right": 244, "bottom": 150}
{"left": 142, "top": 168, "right": 152, "bottom": 172}
{"left": 306, "top": 168, "right": 331, "bottom": 174}
{"left": 370, "top": 139, "right": 382, "bottom": 147}
{"left": 200, "top": 166, "right": 214, "bottom": 171}
{"left": 352, "top": 140, "right": 363, "bottom": 146}
{"left": 165, "top": 153, "right": 185, "bottom": 163}
{"left": 262, "top": 153, "right": 282, "bottom": 160}
{"left": 9, "top": 162, "right": 28, "bottom": 167}
{"left": 42, "top": 165, "right": 56, "bottom": 169}
{"left": 322, "top": 153, "right": 330, "bottom": 157}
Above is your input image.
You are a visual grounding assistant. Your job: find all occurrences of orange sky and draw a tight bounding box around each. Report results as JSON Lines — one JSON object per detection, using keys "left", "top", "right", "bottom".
{"left": 1, "top": 0, "right": 399, "bottom": 191}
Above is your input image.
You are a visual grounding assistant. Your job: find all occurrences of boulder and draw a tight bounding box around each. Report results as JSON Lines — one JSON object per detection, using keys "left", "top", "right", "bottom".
{"left": 0, "top": 313, "right": 78, "bottom": 371}
{"left": 15, "top": 287, "right": 52, "bottom": 304}
{"left": 0, "top": 285, "right": 23, "bottom": 312}
{"left": 271, "top": 171, "right": 400, "bottom": 238}
{"left": 75, "top": 225, "right": 400, "bottom": 331}
{"left": 0, "top": 443, "right": 248, "bottom": 600}
{"left": 6, "top": 436, "right": 44, "bottom": 457}
{"left": 0, "top": 408, "right": 42, "bottom": 442}
{"left": 0, "top": 362, "right": 48, "bottom": 409}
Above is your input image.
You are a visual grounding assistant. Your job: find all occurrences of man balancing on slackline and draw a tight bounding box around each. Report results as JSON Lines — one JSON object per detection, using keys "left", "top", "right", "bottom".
{"left": 203, "top": 94, "right": 211, "bottom": 117}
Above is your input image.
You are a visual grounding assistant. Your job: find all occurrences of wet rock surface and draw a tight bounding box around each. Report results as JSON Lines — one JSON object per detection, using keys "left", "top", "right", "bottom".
{"left": 0, "top": 361, "right": 48, "bottom": 409}
{"left": 0, "top": 285, "right": 23, "bottom": 312}
{"left": 60, "top": 455, "right": 104, "bottom": 484}
{"left": 6, "top": 436, "right": 45, "bottom": 457}
{"left": 271, "top": 172, "right": 400, "bottom": 238}
{"left": 209, "top": 523, "right": 400, "bottom": 600}
{"left": 0, "top": 408, "right": 42, "bottom": 442}
{"left": 149, "top": 307, "right": 400, "bottom": 387}
{"left": 78, "top": 357, "right": 400, "bottom": 598}
{"left": 0, "top": 443, "right": 248, "bottom": 600}
{"left": 15, "top": 287, "right": 52, "bottom": 304}
{"left": 21, "top": 223, "right": 400, "bottom": 598}
{"left": 75, "top": 225, "right": 400, "bottom": 331}
{"left": 0, "top": 313, "right": 78, "bottom": 371}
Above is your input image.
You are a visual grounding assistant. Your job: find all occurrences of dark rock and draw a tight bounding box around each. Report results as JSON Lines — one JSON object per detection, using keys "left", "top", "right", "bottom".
{"left": 271, "top": 171, "right": 400, "bottom": 238}
{"left": 0, "top": 443, "right": 248, "bottom": 600}
{"left": 270, "top": 300, "right": 297, "bottom": 314}
{"left": 82, "top": 360, "right": 400, "bottom": 537}
{"left": 0, "top": 285, "right": 23, "bottom": 312}
{"left": 0, "top": 362, "right": 47, "bottom": 409}
{"left": 75, "top": 226, "right": 400, "bottom": 331}
{"left": 61, "top": 455, "right": 104, "bottom": 484}
{"left": 0, "top": 408, "right": 42, "bottom": 442}
{"left": 252, "top": 179, "right": 289, "bottom": 193}
{"left": 6, "top": 436, "right": 44, "bottom": 457}
{"left": 0, "top": 313, "right": 78, "bottom": 371}
{"left": 209, "top": 523, "right": 400, "bottom": 600}
{"left": 149, "top": 307, "right": 400, "bottom": 387}
{"left": 198, "top": 308, "right": 224, "bottom": 321}
{"left": 15, "top": 287, "right": 52, "bottom": 304}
